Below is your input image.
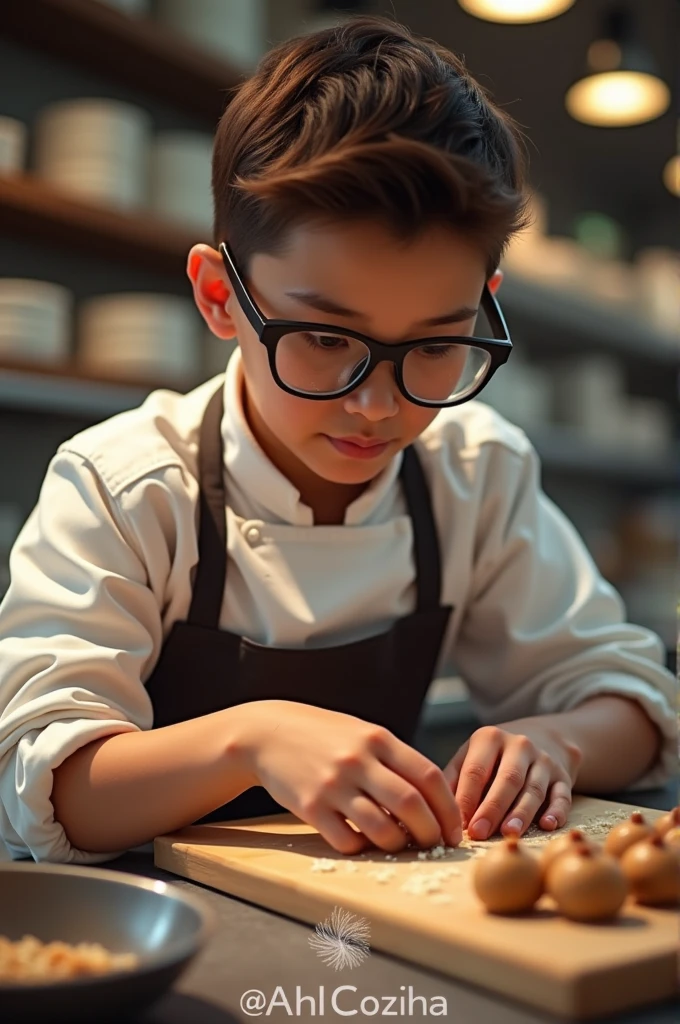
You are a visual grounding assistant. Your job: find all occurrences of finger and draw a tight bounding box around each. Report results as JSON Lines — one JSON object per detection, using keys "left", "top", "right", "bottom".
{"left": 307, "top": 807, "right": 372, "bottom": 856}
{"left": 442, "top": 741, "right": 469, "bottom": 791}
{"left": 454, "top": 727, "right": 504, "bottom": 831}
{"left": 375, "top": 735, "right": 463, "bottom": 846}
{"left": 468, "top": 738, "right": 535, "bottom": 839}
{"left": 361, "top": 762, "right": 453, "bottom": 850}
{"left": 499, "top": 756, "right": 552, "bottom": 837}
{"left": 537, "top": 778, "right": 573, "bottom": 831}
{"left": 339, "top": 790, "right": 415, "bottom": 853}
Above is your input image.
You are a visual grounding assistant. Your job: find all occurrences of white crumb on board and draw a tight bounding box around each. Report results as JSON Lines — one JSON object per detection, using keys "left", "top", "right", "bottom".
{"left": 310, "top": 857, "right": 337, "bottom": 872}
{"left": 307, "top": 809, "right": 639, "bottom": 886}
{"left": 367, "top": 868, "right": 397, "bottom": 883}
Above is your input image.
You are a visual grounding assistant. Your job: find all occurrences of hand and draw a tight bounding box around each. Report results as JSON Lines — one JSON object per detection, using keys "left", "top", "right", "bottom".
{"left": 232, "top": 700, "right": 463, "bottom": 856}
{"left": 442, "top": 721, "right": 583, "bottom": 841}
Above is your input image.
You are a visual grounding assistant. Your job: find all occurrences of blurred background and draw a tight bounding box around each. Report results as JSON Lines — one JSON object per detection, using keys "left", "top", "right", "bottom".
{"left": 0, "top": 0, "right": 677, "bottom": 747}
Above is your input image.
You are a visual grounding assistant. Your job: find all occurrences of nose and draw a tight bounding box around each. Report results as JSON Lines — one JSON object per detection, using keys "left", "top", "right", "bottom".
{"left": 342, "top": 360, "right": 400, "bottom": 421}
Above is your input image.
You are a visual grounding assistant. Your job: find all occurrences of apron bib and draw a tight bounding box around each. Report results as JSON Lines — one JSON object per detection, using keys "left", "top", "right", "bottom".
{"left": 145, "top": 384, "right": 453, "bottom": 823}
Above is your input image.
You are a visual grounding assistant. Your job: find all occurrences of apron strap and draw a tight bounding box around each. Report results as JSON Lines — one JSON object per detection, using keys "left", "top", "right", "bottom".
{"left": 188, "top": 382, "right": 444, "bottom": 627}
{"left": 399, "top": 444, "right": 442, "bottom": 612}
{"left": 187, "top": 384, "right": 228, "bottom": 628}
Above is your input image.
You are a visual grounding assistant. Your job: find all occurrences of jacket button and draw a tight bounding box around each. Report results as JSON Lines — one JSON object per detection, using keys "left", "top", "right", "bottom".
{"left": 245, "top": 526, "right": 261, "bottom": 546}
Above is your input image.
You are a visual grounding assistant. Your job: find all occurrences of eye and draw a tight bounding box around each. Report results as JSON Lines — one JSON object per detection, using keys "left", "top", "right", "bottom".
{"left": 418, "top": 343, "right": 458, "bottom": 358}
{"left": 302, "top": 332, "right": 350, "bottom": 350}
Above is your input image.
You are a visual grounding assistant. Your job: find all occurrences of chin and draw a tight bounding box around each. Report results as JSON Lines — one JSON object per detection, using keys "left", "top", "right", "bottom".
{"left": 313, "top": 454, "right": 393, "bottom": 485}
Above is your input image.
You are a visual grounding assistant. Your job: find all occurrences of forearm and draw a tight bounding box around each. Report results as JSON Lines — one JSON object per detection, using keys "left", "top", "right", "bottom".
{"left": 51, "top": 705, "right": 256, "bottom": 853}
{"left": 507, "top": 695, "right": 662, "bottom": 793}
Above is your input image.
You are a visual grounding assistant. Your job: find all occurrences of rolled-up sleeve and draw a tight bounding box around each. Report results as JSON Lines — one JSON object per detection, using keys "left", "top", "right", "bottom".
{"left": 452, "top": 439, "right": 677, "bottom": 790}
{"left": 0, "top": 450, "right": 165, "bottom": 863}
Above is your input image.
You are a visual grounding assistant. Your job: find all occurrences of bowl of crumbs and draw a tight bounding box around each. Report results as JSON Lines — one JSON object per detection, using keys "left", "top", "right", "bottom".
{"left": 0, "top": 862, "right": 216, "bottom": 1023}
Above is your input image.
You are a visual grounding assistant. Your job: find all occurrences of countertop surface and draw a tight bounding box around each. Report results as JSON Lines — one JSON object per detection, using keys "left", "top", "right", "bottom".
{"left": 104, "top": 781, "right": 678, "bottom": 1024}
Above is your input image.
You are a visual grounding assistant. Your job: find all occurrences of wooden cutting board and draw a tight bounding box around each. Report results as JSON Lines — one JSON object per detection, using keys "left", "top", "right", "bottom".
{"left": 154, "top": 796, "right": 679, "bottom": 1019}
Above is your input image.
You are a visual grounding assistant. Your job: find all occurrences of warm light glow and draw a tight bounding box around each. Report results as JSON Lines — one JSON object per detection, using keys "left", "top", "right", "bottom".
{"left": 663, "top": 154, "right": 680, "bottom": 197}
{"left": 458, "top": 0, "right": 575, "bottom": 23}
{"left": 566, "top": 71, "right": 671, "bottom": 127}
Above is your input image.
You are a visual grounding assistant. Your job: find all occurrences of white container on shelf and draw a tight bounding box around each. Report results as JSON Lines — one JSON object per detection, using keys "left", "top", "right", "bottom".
{"left": 78, "top": 293, "right": 202, "bottom": 384}
{"left": 0, "top": 116, "right": 27, "bottom": 174}
{"left": 634, "top": 247, "right": 680, "bottom": 339}
{"left": 582, "top": 259, "right": 638, "bottom": 310}
{"left": 0, "top": 279, "right": 72, "bottom": 363}
{"left": 502, "top": 235, "right": 595, "bottom": 292}
{"left": 551, "top": 354, "right": 628, "bottom": 443}
{"left": 34, "top": 99, "right": 151, "bottom": 209}
{"left": 622, "top": 398, "right": 674, "bottom": 454}
{"left": 149, "top": 131, "right": 214, "bottom": 231}
{"left": 155, "top": 0, "right": 266, "bottom": 68}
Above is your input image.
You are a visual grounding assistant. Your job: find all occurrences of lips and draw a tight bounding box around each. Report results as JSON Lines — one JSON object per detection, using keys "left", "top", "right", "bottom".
{"left": 325, "top": 435, "right": 392, "bottom": 460}
{"left": 332, "top": 436, "right": 388, "bottom": 448}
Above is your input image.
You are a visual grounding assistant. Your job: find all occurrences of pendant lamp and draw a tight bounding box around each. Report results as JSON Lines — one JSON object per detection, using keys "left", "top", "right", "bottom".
{"left": 458, "top": 0, "right": 574, "bottom": 22}
{"left": 565, "top": 4, "right": 670, "bottom": 127}
{"left": 662, "top": 121, "right": 680, "bottom": 197}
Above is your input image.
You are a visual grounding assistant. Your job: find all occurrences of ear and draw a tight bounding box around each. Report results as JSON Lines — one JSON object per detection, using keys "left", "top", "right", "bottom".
{"left": 487, "top": 268, "right": 503, "bottom": 295}
{"left": 187, "top": 243, "right": 238, "bottom": 339}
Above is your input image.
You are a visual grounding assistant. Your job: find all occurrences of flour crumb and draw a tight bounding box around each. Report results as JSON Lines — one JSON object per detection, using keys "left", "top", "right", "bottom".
{"left": 430, "top": 893, "right": 453, "bottom": 905}
{"left": 368, "top": 868, "right": 396, "bottom": 884}
{"left": 401, "top": 873, "right": 444, "bottom": 895}
{"left": 311, "top": 858, "right": 337, "bottom": 872}
{"left": 343, "top": 862, "right": 360, "bottom": 873}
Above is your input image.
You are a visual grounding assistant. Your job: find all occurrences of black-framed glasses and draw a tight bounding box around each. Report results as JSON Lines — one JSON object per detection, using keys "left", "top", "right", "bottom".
{"left": 219, "top": 240, "right": 512, "bottom": 408}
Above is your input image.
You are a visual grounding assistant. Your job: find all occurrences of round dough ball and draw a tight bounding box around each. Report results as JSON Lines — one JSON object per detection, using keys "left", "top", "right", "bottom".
{"left": 473, "top": 837, "right": 543, "bottom": 915}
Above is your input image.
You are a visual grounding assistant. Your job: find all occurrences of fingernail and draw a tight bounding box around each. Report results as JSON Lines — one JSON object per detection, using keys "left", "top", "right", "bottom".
{"left": 449, "top": 828, "right": 463, "bottom": 846}
{"left": 470, "top": 818, "right": 490, "bottom": 840}
{"left": 543, "top": 815, "right": 558, "bottom": 830}
{"left": 505, "top": 818, "right": 523, "bottom": 833}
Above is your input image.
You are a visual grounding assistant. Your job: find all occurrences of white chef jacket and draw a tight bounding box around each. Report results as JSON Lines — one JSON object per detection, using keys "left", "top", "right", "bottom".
{"left": 0, "top": 348, "right": 675, "bottom": 864}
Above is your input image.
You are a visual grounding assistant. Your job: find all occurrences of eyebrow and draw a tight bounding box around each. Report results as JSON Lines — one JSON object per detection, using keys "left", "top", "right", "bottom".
{"left": 283, "top": 289, "right": 479, "bottom": 327}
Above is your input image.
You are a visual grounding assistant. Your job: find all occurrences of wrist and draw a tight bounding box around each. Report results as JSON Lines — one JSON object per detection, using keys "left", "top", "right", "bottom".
{"left": 215, "top": 704, "right": 262, "bottom": 789}
{"left": 216, "top": 700, "right": 284, "bottom": 788}
{"left": 541, "top": 721, "right": 583, "bottom": 781}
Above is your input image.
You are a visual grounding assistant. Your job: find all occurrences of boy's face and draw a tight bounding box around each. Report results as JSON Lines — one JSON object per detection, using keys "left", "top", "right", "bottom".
{"left": 190, "top": 220, "right": 495, "bottom": 497}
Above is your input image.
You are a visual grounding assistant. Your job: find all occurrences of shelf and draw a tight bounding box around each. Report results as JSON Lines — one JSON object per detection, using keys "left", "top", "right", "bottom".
{"left": 3, "top": 0, "right": 243, "bottom": 122}
{"left": 0, "top": 174, "right": 201, "bottom": 276}
{"left": 502, "top": 271, "right": 679, "bottom": 368}
{"left": 532, "top": 424, "right": 679, "bottom": 487}
{"left": 1, "top": 176, "right": 677, "bottom": 375}
{"left": 0, "top": 360, "right": 676, "bottom": 485}
{"left": 0, "top": 359, "right": 160, "bottom": 418}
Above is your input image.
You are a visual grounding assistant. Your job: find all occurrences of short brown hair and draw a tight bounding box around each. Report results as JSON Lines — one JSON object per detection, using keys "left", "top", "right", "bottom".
{"left": 212, "top": 14, "right": 530, "bottom": 279}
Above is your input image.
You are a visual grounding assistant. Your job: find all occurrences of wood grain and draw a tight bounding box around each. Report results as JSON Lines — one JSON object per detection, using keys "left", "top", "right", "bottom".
{"left": 154, "top": 796, "right": 679, "bottom": 1019}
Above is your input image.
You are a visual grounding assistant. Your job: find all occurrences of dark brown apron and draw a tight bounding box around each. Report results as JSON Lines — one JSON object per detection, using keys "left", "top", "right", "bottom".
{"left": 144, "top": 383, "right": 453, "bottom": 824}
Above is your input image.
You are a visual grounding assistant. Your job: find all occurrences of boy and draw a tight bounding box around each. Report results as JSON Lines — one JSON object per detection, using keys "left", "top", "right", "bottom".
{"left": 0, "top": 16, "right": 674, "bottom": 865}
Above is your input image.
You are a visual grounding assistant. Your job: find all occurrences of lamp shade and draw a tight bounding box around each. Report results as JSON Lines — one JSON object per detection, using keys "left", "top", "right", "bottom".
{"left": 565, "top": 6, "right": 671, "bottom": 127}
{"left": 663, "top": 154, "right": 680, "bottom": 197}
{"left": 458, "top": 0, "right": 574, "bottom": 22}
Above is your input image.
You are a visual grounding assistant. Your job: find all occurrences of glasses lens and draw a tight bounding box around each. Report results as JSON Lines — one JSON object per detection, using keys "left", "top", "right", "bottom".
{"left": 275, "top": 330, "right": 370, "bottom": 395}
{"left": 402, "top": 342, "right": 491, "bottom": 404}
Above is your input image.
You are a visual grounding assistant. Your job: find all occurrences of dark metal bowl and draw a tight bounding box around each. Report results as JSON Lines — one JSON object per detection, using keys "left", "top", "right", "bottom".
{"left": 0, "top": 861, "right": 216, "bottom": 1023}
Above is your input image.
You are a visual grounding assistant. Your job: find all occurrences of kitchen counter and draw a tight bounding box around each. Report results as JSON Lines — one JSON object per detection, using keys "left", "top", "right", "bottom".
{"left": 106, "top": 780, "right": 678, "bottom": 1024}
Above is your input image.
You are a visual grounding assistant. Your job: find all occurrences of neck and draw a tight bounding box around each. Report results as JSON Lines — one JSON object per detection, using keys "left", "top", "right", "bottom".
{"left": 242, "top": 384, "right": 367, "bottom": 525}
